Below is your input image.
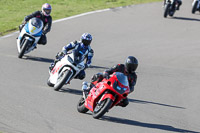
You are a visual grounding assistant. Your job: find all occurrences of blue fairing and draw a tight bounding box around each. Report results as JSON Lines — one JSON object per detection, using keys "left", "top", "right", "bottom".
{"left": 24, "top": 23, "right": 30, "bottom": 34}
{"left": 24, "top": 23, "right": 42, "bottom": 37}
{"left": 33, "top": 30, "right": 42, "bottom": 37}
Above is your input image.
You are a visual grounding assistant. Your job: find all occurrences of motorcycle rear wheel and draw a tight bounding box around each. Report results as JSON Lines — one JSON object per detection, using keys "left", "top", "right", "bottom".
{"left": 77, "top": 96, "right": 89, "bottom": 113}
{"left": 92, "top": 98, "right": 113, "bottom": 119}
{"left": 54, "top": 70, "right": 72, "bottom": 91}
{"left": 169, "top": 10, "right": 175, "bottom": 17}
{"left": 18, "top": 39, "right": 30, "bottom": 58}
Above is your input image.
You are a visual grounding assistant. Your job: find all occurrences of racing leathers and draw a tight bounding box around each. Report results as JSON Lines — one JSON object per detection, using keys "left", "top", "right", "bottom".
{"left": 19, "top": 11, "right": 52, "bottom": 45}
{"left": 50, "top": 40, "right": 94, "bottom": 80}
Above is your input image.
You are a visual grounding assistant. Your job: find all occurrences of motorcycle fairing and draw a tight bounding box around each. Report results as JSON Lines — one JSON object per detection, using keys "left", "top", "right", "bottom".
{"left": 49, "top": 53, "right": 85, "bottom": 85}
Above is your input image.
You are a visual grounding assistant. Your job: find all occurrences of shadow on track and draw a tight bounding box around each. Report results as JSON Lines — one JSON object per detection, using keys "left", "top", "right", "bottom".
{"left": 23, "top": 55, "right": 54, "bottom": 63}
{"left": 129, "top": 98, "right": 185, "bottom": 109}
{"left": 172, "top": 17, "right": 200, "bottom": 22}
{"left": 57, "top": 90, "right": 185, "bottom": 109}
{"left": 89, "top": 65, "right": 109, "bottom": 69}
{"left": 59, "top": 88, "right": 83, "bottom": 96}
{"left": 102, "top": 116, "right": 199, "bottom": 133}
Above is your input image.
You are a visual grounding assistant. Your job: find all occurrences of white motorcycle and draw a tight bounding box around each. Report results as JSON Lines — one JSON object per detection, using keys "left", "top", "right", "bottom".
{"left": 192, "top": 0, "right": 200, "bottom": 14}
{"left": 17, "top": 17, "right": 43, "bottom": 58}
{"left": 47, "top": 50, "right": 86, "bottom": 91}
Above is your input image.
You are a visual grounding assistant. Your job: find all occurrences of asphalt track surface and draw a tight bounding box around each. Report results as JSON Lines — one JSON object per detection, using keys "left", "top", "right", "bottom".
{"left": 0, "top": 0, "right": 200, "bottom": 133}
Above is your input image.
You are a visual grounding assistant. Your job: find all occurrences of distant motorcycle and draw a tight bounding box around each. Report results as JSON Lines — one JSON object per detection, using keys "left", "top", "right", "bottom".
{"left": 77, "top": 72, "right": 130, "bottom": 119}
{"left": 164, "top": 0, "right": 178, "bottom": 18}
{"left": 17, "top": 17, "right": 43, "bottom": 58}
{"left": 192, "top": 0, "right": 200, "bottom": 14}
{"left": 47, "top": 49, "right": 85, "bottom": 91}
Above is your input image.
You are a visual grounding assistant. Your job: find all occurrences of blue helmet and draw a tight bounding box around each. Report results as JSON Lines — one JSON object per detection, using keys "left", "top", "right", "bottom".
{"left": 81, "top": 33, "right": 92, "bottom": 46}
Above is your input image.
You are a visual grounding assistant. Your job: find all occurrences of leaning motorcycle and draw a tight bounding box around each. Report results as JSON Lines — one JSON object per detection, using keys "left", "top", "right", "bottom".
{"left": 47, "top": 49, "right": 85, "bottom": 91}
{"left": 164, "top": 0, "right": 177, "bottom": 18}
{"left": 192, "top": 0, "right": 200, "bottom": 14}
{"left": 77, "top": 72, "right": 130, "bottom": 119}
{"left": 17, "top": 17, "right": 43, "bottom": 58}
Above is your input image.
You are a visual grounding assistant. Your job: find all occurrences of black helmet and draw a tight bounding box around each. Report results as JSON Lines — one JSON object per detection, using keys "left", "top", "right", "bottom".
{"left": 125, "top": 56, "right": 138, "bottom": 73}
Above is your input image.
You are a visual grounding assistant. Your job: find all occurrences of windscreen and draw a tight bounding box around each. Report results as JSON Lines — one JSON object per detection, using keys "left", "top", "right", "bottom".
{"left": 31, "top": 18, "right": 43, "bottom": 29}
{"left": 115, "top": 72, "right": 129, "bottom": 87}
{"left": 73, "top": 50, "right": 85, "bottom": 64}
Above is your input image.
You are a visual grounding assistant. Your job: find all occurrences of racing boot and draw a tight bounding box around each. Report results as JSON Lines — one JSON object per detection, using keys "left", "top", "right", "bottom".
{"left": 49, "top": 62, "right": 55, "bottom": 71}
{"left": 176, "top": 1, "right": 182, "bottom": 10}
{"left": 116, "top": 98, "right": 129, "bottom": 107}
{"left": 82, "top": 81, "right": 90, "bottom": 98}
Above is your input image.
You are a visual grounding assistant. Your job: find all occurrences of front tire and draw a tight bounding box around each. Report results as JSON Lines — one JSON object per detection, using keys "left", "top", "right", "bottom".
{"left": 77, "top": 96, "right": 89, "bottom": 113}
{"left": 164, "top": 4, "right": 170, "bottom": 18}
{"left": 47, "top": 78, "right": 54, "bottom": 87}
{"left": 18, "top": 39, "right": 30, "bottom": 58}
{"left": 192, "top": 1, "right": 198, "bottom": 14}
{"left": 54, "top": 69, "right": 72, "bottom": 91}
{"left": 92, "top": 98, "right": 113, "bottom": 119}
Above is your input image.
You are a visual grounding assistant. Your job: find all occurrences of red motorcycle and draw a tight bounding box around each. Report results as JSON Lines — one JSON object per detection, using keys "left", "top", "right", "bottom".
{"left": 77, "top": 72, "right": 130, "bottom": 119}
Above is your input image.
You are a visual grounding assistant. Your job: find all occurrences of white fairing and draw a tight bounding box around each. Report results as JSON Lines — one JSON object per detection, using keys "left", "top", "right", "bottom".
{"left": 17, "top": 17, "right": 43, "bottom": 54}
{"left": 166, "top": 0, "right": 174, "bottom": 3}
{"left": 48, "top": 52, "right": 85, "bottom": 85}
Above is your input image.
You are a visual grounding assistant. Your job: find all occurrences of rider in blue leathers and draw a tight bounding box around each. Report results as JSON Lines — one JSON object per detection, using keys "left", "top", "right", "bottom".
{"left": 49, "top": 33, "right": 94, "bottom": 80}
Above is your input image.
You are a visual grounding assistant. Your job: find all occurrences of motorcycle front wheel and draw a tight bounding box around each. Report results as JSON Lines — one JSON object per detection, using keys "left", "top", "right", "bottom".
{"left": 92, "top": 98, "right": 113, "bottom": 119}
{"left": 47, "top": 78, "right": 54, "bottom": 87}
{"left": 192, "top": 1, "right": 198, "bottom": 14}
{"left": 164, "top": 3, "right": 170, "bottom": 18}
{"left": 18, "top": 39, "right": 30, "bottom": 58}
{"left": 54, "top": 69, "right": 72, "bottom": 91}
{"left": 77, "top": 96, "right": 89, "bottom": 113}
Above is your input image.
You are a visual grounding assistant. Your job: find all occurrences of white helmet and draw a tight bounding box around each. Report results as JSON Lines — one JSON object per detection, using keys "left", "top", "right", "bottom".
{"left": 42, "top": 3, "right": 52, "bottom": 16}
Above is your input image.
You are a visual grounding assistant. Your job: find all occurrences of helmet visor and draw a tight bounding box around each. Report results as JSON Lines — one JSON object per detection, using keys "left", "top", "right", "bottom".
{"left": 44, "top": 9, "right": 51, "bottom": 15}
{"left": 127, "top": 63, "right": 138, "bottom": 73}
{"left": 82, "top": 39, "right": 91, "bottom": 46}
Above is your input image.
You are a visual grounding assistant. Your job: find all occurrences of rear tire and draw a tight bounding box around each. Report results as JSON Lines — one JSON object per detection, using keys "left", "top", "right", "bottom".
{"left": 18, "top": 39, "right": 30, "bottom": 58}
{"left": 192, "top": 1, "right": 198, "bottom": 14}
{"left": 77, "top": 97, "right": 89, "bottom": 113}
{"left": 169, "top": 10, "right": 175, "bottom": 17}
{"left": 54, "top": 69, "right": 72, "bottom": 91}
{"left": 92, "top": 98, "right": 113, "bottom": 119}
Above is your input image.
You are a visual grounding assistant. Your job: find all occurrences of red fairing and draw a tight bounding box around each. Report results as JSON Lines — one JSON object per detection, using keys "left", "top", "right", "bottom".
{"left": 84, "top": 72, "right": 130, "bottom": 112}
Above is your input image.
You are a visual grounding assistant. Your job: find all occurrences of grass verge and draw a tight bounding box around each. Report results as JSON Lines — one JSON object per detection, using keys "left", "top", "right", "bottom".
{"left": 0, "top": 0, "right": 161, "bottom": 36}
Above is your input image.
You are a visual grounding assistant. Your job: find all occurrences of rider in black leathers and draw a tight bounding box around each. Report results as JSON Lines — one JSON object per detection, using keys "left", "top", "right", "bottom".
{"left": 19, "top": 3, "right": 52, "bottom": 45}
{"left": 82, "top": 56, "right": 138, "bottom": 107}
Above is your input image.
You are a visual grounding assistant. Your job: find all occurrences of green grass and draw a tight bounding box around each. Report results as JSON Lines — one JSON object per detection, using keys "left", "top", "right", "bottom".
{"left": 0, "top": 0, "right": 161, "bottom": 36}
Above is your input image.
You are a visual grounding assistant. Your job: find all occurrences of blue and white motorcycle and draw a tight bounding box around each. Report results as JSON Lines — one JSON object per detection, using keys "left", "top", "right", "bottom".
{"left": 17, "top": 17, "right": 43, "bottom": 58}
